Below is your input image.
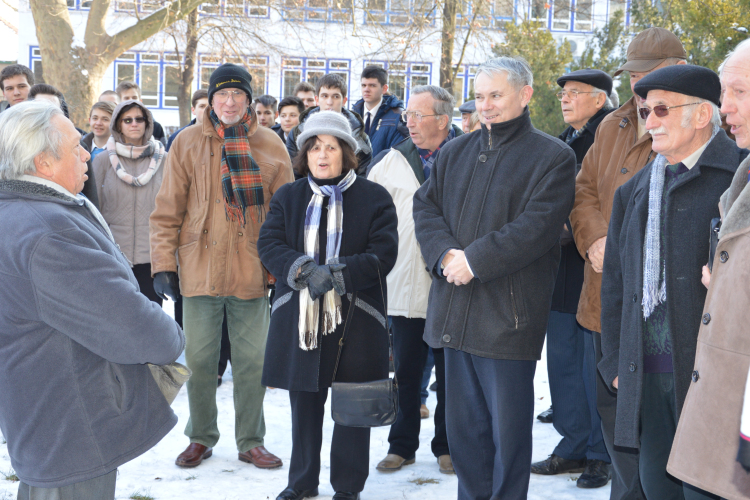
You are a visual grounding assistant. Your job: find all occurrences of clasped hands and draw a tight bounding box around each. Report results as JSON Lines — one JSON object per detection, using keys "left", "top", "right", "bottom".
{"left": 442, "top": 249, "right": 473, "bottom": 286}
{"left": 296, "top": 260, "right": 346, "bottom": 301}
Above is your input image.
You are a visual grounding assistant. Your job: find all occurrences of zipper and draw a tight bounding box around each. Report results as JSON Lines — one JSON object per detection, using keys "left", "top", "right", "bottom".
{"left": 510, "top": 280, "right": 519, "bottom": 329}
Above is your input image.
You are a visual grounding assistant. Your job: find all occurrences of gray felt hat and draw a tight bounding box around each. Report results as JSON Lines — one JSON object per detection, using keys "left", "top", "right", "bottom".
{"left": 296, "top": 111, "right": 359, "bottom": 153}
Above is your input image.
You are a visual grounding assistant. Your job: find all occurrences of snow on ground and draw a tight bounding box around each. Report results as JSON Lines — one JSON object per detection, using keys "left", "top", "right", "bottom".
{"left": 0, "top": 301, "right": 610, "bottom": 500}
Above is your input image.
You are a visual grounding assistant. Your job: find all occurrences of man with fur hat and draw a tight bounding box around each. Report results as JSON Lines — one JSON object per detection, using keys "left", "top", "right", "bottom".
{"left": 570, "top": 27, "right": 688, "bottom": 500}
{"left": 601, "top": 64, "right": 745, "bottom": 499}
{"left": 150, "top": 63, "right": 294, "bottom": 469}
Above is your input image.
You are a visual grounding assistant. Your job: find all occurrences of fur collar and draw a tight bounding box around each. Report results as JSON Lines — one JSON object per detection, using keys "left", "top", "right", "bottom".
{"left": 720, "top": 155, "right": 750, "bottom": 238}
{"left": 0, "top": 179, "right": 79, "bottom": 204}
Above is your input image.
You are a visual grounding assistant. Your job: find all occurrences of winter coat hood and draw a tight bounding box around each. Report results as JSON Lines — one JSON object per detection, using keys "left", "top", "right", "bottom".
{"left": 110, "top": 100, "right": 155, "bottom": 145}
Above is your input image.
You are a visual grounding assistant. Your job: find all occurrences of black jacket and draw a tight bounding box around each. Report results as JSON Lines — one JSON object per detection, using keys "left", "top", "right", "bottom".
{"left": 257, "top": 174, "right": 398, "bottom": 392}
{"left": 552, "top": 107, "right": 614, "bottom": 313}
{"left": 600, "top": 130, "right": 746, "bottom": 448}
{"left": 166, "top": 118, "right": 196, "bottom": 152}
{"left": 352, "top": 94, "right": 405, "bottom": 158}
{"left": 79, "top": 132, "right": 101, "bottom": 209}
{"left": 413, "top": 107, "right": 576, "bottom": 360}
{"left": 286, "top": 107, "right": 373, "bottom": 178}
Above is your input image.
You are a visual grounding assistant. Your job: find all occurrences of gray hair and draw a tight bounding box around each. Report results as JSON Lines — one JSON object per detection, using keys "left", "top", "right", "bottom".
{"left": 681, "top": 98, "right": 721, "bottom": 131}
{"left": 720, "top": 38, "right": 750, "bottom": 75}
{"left": 411, "top": 85, "right": 455, "bottom": 117}
{"left": 0, "top": 101, "right": 65, "bottom": 180}
{"left": 591, "top": 86, "right": 616, "bottom": 110}
{"left": 476, "top": 56, "right": 534, "bottom": 90}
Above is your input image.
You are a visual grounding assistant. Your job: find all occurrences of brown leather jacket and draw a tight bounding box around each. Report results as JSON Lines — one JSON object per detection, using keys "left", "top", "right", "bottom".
{"left": 149, "top": 107, "right": 294, "bottom": 300}
{"left": 569, "top": 96, "right": 654, "bottom": 332}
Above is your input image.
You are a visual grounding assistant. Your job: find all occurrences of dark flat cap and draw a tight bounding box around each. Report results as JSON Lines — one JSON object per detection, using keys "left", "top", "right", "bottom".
{"left": 633, "top": 64, "right": 721, "bottom": 107}
{"left": 557, "top": 69, "right": 613, "bottom": 96}
{"left": 458, "top": 100, "right": 475, "bottom": 114}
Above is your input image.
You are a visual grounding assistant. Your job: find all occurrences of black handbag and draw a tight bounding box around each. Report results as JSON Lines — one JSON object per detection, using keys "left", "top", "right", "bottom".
{"left": 330, "top": 265, "right": 398, "bottom": 427}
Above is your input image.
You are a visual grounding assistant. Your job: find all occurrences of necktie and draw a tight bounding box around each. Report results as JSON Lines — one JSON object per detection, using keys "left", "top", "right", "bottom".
{"left": 365, "top": 112, "right": 371, "bottom": 135}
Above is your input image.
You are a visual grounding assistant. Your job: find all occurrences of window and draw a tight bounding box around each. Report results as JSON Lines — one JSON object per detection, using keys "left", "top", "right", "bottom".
{"left": 574, "top": 0, "right": 592, "bottom": 31}
{"left": 200, "top": 67, "right": 215, "bottom": 89}
{"left": 365, "top": 0, "right": 435, "bottom": 25}
{"left": 140, "top": 65, "right": 159, "bottom": 107}
{"left": 164, "top": 65, "right": 181, "bottom": 108}
{"left": 116, "top": 63, "right": 136, "bottom": 85}
{"left": 530, "top": 0, "right": 547, "bottom": 21}
{"left": 283, "top": 70, "right": 302, "bottom": 97}
{"left": 364, "top": 61, "right": 432, "bottom": 103}
{"left": 457, "top": 0, "right": 517, "bottom": 30}
{"left": 552, "top": 0, "right": 571, "bottom": 30}
{"left": 67, "top": 0, "right": 92, "bottom": 8}
{"left": 281, "top": 0, "right": 353, "bottom": 22}
{"left": 452, "top": 65, "right": 477, "bottom": 117}
{"left": 609, "top": 0, "right": 628, "bottom": 19}
{"left": 280, "top": 58, "right": 353, "bottom": 99}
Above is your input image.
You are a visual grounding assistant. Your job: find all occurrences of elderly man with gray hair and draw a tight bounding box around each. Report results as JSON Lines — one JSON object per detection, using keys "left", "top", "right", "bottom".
{"left": 413, "top": 57, "right": 576, "bottom": 499}
{"left": 0, "top": 101, "right": 185, "bottom": 499}
{"left": 367, "top": 85, "right": 463, "bottom": 476}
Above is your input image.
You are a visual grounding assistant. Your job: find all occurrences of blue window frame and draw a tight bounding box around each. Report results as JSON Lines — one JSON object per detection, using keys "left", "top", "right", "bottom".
{"left": 455, "top": 0, "right": 516, "bottom": 30}
{"left": 280, "top": 58, "right": 352, "bottom": 99}
{"left": 451, "top": 64, "right": 477, "bottom": 117}
{"left": 66, "top": 0, "right": 92, "bottom": 9}
{"left": 608, "top": 0, "right": 630, "bottom": 25}
{"left": 281, "top": 0, "right": 353, "bottom": 22}
{"left": 198, "top": 0, "right": 271, "bottom": 18}
{"left": 198, "top": 55, "right": 270, "bottom": 98}
{"left": 362, "top": 60, "right": 432, "bottom": 104}
{"left": 364, "top": 0, "right": 435, "bottom": 25}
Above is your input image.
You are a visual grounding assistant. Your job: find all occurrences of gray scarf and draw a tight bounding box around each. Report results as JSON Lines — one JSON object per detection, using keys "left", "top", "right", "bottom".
{"left": 642, "top": 125, "right": 719, "bottom": 319}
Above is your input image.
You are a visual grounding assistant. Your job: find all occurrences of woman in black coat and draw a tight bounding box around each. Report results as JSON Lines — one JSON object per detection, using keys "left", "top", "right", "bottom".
{"left": 258, "top": 111, "right": 398, "bottom": 500}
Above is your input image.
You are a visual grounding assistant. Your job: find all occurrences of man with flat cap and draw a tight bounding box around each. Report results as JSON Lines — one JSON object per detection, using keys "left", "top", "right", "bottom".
{"left": 601, "top": 64, "right": 745, "bottom": 500}
{"left": 458, "top": 100, "right": 475, "bottom": 133}
{"left": 570, "top": 27, "right": 687, "bottom": 500}
{"left": 531, "top": 69, "right": 616, "bottom": 489}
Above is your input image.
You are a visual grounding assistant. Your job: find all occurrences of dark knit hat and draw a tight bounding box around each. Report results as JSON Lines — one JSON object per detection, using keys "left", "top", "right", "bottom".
{"left": 557, "top": 69, "right": 613, "bottom": 96}
{"left": 208, "top": 63, "right": 253, "bottom": 105}
{"left": 633, "top": 65, "right": 721, "bottom": 107}
{"left": 458, "top": 100, "right": 475, "bottom": 114}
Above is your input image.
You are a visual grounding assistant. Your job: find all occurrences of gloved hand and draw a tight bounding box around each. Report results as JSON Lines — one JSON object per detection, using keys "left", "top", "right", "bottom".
{"left": 153, "top": 271, "right": 180, "bottom": 302}
{"left": 296, "top": 261, "right": 347, "bottom": 301}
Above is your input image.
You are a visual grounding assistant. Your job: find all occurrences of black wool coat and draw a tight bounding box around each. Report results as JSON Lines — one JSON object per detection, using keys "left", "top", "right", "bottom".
{"left": 413, "top": 107, "right": 576, "bottom": 360}
{"left": 599, "top": 130, "right": 747, "bottom": 448}
{"left": 258, "top": 174, "right": 398, "bottom": 392}
{"left": 552, "top": 107, "right": 614, "bottom": 313}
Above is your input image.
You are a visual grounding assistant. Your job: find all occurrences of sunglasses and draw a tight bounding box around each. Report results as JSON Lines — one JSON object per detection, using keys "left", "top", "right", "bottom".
{"left": 638, "top": 102, "right": 701, "bottom": 120}
{"left": 122, "top": 116, "right": 146, "bottom": 124}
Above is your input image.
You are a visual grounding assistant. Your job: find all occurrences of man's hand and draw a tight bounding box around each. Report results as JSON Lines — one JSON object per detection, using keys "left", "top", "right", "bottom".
{"left": 701, "top": 265, "right": 711, "bottom": 289}
{"left": 443, "top": 249, "right": 474, "bottom": 286}
{"left": 612, "top": 376, "right": 618, "bottom": 390}
{"left": 588, "top": 236, "right": 607, "bottom": 273}
{"left": 153, "top": 272, "right": 179, "bottom": 302}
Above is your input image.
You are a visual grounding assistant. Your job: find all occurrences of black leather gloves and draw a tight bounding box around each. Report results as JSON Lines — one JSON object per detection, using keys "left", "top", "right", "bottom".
{"left": 153, "top": 271, "right": 180, "bottom": 301}
{"left": 296, "top": 261, "right": 347, "bottom": 301}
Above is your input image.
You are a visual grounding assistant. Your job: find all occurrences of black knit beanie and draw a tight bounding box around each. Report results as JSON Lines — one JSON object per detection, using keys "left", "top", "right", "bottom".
{"left": 208, "top": 63, "right": 253, "bottom": 105}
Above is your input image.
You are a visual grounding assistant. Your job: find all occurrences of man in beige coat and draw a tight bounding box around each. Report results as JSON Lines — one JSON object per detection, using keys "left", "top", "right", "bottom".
{"left": 150, "top": 63, "right": 294, "bottom": 469}
{"left": 569, "top": 27, "right": 686, "bottom": 500}
{"left": 667, "top": 39, "right": 750, "bottom": 500}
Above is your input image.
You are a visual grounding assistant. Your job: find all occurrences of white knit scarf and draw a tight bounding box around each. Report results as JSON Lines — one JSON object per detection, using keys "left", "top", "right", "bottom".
{"left": 298, "top": 170, "right": 357, "bottom": 350}
{"left": 107, "top": 136, "right": 165, "bottom": 187}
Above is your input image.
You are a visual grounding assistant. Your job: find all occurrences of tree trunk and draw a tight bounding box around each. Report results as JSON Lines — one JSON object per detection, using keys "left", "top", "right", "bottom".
{"left": 29, "top": 0, "right": 206, "bottom": 129}
{"left": 439, "top": 0, "right": 457, "bottom": 93}
{"left": 177, "top": 8, "right": 199, "bottom": 127}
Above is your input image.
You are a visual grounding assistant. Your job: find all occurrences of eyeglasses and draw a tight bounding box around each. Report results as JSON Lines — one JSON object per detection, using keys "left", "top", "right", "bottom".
{"left": 121, "top": 116, "right": 145, "bottom": 124}
{"left": 404, "top": 111, "right": 441, "bottom": 123}
{"left": 638, "top": 102, "right": 702, "bottom": 120}
{"left": 555, "top": 90, "right": 599, "bottom": 101}
{"left": 214, "top": 90, "right": 247, "bottom": 103}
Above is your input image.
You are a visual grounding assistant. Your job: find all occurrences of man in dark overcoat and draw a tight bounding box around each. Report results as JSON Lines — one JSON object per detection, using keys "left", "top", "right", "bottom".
{"left": 532, "top": 69, "right": 615, "bottom": 488}
{"left": 413, "top": 56, "right": 576, "bottom": 500}
{"left": 600, "top": 64, "right": 747, "bottom": 500}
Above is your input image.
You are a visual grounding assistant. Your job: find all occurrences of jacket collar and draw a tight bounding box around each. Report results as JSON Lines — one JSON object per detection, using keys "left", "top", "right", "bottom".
{"left": 720, "top": 155, "right": 750, "bottom": 238}
{"left": 395, "top": 124, "right": 464, "bottom": 184}
{"left": 201, "top": 105, "right": 259, "bottom": 138}
{"left": 353, "top": 94, "right": 405, "bottom": 118}
{"left": 0, "top": 178, "right": 82, "bottom": 206}
{"left": 692, "top": 129, "right": 743, "bottom": 175}
{"left": 559, "top": 107, "right": 614, "bottom": 143}
{"left": 480, "top": 106, "right": 533, "bottom": 150}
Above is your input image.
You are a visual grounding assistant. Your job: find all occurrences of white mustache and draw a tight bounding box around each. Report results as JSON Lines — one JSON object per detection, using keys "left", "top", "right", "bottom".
{"left": 648, "top": 126, "right": 667, "bottom": 135}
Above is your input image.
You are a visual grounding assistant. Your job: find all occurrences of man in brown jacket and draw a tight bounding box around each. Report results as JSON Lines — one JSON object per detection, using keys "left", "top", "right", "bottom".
{"left": 150, "top": 63, "right": 294, "bottom": 469}
{"left": 569, "top": 27, "right": 686, "bottom": 500}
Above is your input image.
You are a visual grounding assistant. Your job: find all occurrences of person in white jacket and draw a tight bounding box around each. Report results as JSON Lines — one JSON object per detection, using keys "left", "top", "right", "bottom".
{"left": 367, "top": 85, "right": 463, "bottom": 475}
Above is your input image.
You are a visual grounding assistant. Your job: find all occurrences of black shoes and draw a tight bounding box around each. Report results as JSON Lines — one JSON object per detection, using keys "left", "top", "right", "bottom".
{"left": 531, "top": 454, "right": 587, "bottom": 475}
{"left": 536, "top": 405, "right": 553, "bottom": 423}
{"left": 576, "top": 459, "right": 612, "bottom": 488}
{"left": 332, "top": 493, "right": 360, "bottom": 500}
{"left": 276, "top": 487, "right": 319, "bottom": 500}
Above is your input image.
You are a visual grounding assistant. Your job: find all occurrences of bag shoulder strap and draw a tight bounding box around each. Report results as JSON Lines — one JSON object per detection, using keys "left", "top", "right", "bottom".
{"left": 331, "top": 261, "right": 395, "bottom": 385}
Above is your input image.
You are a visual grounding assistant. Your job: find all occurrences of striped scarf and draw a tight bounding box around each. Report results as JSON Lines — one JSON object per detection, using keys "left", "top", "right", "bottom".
{"left": 106, "top": 136, "right": 165, "bottom": 187}
{"left": 210, "top": 109, "right": 264, "bottom": 226}
{"left": 298, "top": 170, "right": 357, "bottom": 350}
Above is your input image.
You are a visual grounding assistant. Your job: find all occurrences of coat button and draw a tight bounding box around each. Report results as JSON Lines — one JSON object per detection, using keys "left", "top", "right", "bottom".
{"left": 203, "top": 229, "right": 208, "bottom": 233}
{"left": 216, "top": 199, "right": 221, "bottom": 203}
{"left": 629, "top": 362, "right": 637, "bottom": 372}
{"left": 479, "top": 154, "right": 487, "bottom": 162}
{"left": 238, "top": 232, "right": 243, "bottom": 236}
{"left": 632, "top": 293, "right": 637, "bottom": 303}
{"left": 211, "top": 286, "right": 215, "bottom": 291}
{"left": 702, "top": 313, "right": 711, "bottom": 325}
{"left": 720, "top": 251, "right": 729, "bottom": 263}
{"left": 210, "top": 152, "right": 214, "bottom": 156}
{"left": 621, "top": 168, "right": 628, "bottom": 174}
{"left": 212, "top": 241, "right": 217, "bottom": 245}
{"left": 692, "top": 370, "right": 700, "bottom": 382}
{"left": 442, "top": 334, "right": 451, "bottom": 343}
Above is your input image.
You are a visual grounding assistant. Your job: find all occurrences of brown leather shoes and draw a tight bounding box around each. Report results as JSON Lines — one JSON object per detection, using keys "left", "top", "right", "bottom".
{"left": 239, "top": 446, "right": 283, "bottom": 469}
{"left": 175, "top": 443, "right": 212, "bottom": 468}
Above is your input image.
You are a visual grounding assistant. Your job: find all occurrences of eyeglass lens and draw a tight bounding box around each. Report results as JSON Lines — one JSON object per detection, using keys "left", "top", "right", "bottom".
{"left": 122, "top": 117, "right": 145, "bottom": 124}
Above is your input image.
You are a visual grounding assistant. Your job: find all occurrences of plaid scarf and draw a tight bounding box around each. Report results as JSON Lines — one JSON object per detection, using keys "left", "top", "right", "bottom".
{"left": 298, "top": 170, "right": 357, "bottom": 350}
{"left": 210, "top": 109, "right": 264, "bottom": 226}
{"left": 563, "top": 123, "right": 587, "bottom": 145}
{"left": 418, "top": 127, "right": 455, "bottom": 180}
